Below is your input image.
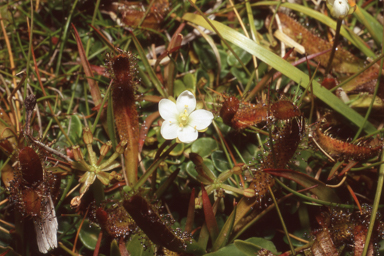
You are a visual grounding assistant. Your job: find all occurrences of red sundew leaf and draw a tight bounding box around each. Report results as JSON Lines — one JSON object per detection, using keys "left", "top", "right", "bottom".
{"left": 233, "top": 103, "right": 269, "bottom": 130}
{"left": 314, "top": 126, "right": 382, "bottom": 161}
{"left": 19, "top": 147, "right": 43, "bottom": 185}
{"left": 105, "top": 0, "right": 169, "bottom": 31}
{"left": 123, "top": 195, "right": 204, "bottom": 254}
{"left": 106, "top": 50, "right": 140, "bottom": 186}
{"left": 220, "top": 96, "right": 239, "bottom": 127}
{"left": 270, "top": 100, "right": 301, "bottom": 120}
{"left": 95, "top": 208, "right": 108, "bottom": 228}
{"left": 278, "top": 13, "right": 364, "bottom": 73}
{"left": 220, "top": 96, "right": 269, "bottom": 130}
{"left": 311, "top": 230, "right": 339, "bottom": 255}
{"left": 353, "top": 225, "right": 374, "bottom": 256}
{"left": 96, "top": 205, "right": 135, "bottom": 239}
{"left": 201, "top": 185, "right": 219, "bottom": 243}
{"left": 221, "top": 98, "right": 300, "bottom": 130}
{"left": 263, "top": 169, "right": 340, "bottom": 203}
{"left": 262, "top": 118, "right": 303, "bottom": 169}
{"left": 22, "top": 188, "right": 41, "bottom": 216}
{"left": 185, "top": 188, "right": 195, "bottom": 233}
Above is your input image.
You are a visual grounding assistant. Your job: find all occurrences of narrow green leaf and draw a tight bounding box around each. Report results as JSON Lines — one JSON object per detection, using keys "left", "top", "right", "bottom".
{"left": 130, "top": 32, "right": 166, "bottom": 98}
{"left": 211, "top": 206, "right": 237, "bottom": 251}
{"left": 154, "top": 168, "right": 180, "bottom": 198}
{"left": 354, "top": 6, "right": 382, "bottom": 46}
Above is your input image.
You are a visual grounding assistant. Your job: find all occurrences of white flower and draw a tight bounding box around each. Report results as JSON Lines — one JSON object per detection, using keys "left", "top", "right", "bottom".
{"left": 159, "top": 90, "right": 214, "bottom": 143}
{"left": 328, "top": 0, "right": 349, "bottom": 19}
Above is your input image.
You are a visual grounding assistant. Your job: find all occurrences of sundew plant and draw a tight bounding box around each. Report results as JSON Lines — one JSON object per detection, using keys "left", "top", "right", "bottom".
{"left": 0, "top": 0, "right": 384, "bottom": 255}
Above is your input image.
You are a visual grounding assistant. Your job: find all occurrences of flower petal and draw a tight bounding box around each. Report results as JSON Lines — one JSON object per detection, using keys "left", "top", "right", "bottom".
{"left": 176, "top": 90, "right": 196, "bottom": 115}
{"left": 188, "top": 109, "right": 214, "bottom": 130}
{"left": 177, "top": 126, "right": 198, "bottom": 144}
{"left": 159, "top": 99, "right": 179, "bottom": 120}
{"left": 161, "top": 118, "right": 179, "bottom": 140}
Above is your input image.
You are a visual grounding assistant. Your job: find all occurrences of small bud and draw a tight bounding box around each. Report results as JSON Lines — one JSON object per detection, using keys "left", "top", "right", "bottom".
{"left": 83, "top": 127, "right": 93, "bottom": 145}
{"left": 232, "top": 164, "right": 244, "bottom": 175}
{"left": 70, "top": 196, "right": 81, "bottom": 208}
{"left": 109, "top": 171, "right": 116, "bottom": 180}
{"left": 243, "top": 188, "right": 256, "bottom": 198}
{"left": 72, "top": 146, "right": 83, "bottom": 162}
{"left": 100, "top": 141, "right": 112, "bottom": 156}
{"left": 116, "top": 140, "right": 127, "bottom": 154}
{"left": 327, "top": 0, "right": 350, "bottom": 19}
{"left": 195, "top": 197, "right": 203, "bottom": 209}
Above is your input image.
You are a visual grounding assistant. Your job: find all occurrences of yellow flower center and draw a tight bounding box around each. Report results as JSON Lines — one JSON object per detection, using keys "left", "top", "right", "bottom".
{"left": 178, "top": 109, "right": 189, "bottom": 127}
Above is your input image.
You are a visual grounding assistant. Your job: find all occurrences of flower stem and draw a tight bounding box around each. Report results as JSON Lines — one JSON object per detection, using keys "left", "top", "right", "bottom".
{"left": 325, "top": 19, "right": 342, "bottom": 75}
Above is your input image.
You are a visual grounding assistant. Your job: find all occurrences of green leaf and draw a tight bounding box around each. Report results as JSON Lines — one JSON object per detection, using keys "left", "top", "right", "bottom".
{"left": 235, "top": 237, "right": 278, "bottom": 255}
{"left": 193, "top": 40, "right": 217, "bottom": 70}
{"left": 212, "top": 151, "right": 231, "bottom": 172}
{"left": 182, "top": 13, "right": 376, "bottom": 134}
{"left": 206, "top": 237, "right": 277, "bottom": 256}
{"left": 110, "top": 240, "right": 121, "bottom": 256}
{"left": 227, "top": 45, "right": 253, "bottom": 68}
{"left": 174, "top": 79, "right": 186, "bottom": 97}
{"left": 68, "top": 115, "right": 82, "bottom": 144}
{"left": 211, "top": 206, "right": 237, "bottom": 251}
{"left": 354, "top": 6, "right": 383, "bottom": 46}
{"left": 205, "top": 243, "right": 247, "bottom": 256}
{"left": 195, "top": 69, "right": 210, "bottom": 88}
{"left": 230, "top": 67, "right": 248, "bottom": 86}
{"left": 186, "top": 158, "right": 217, "bottom": 184}
{"left": 191, "top": 137, "right": 219, "bottom": 158}
{"left": 78, "top": 219, "right": 101, "bottom": 250}
{"left": 169, "top": 142, "right": 185, "bottom": 156}
{"left": 126, "top": 234, "right": 154, "bottom": 256}
{"left": 183, "top": 73, "right": 196, "bottom": 91}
